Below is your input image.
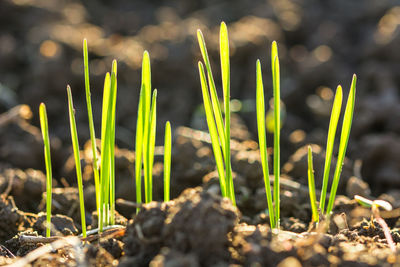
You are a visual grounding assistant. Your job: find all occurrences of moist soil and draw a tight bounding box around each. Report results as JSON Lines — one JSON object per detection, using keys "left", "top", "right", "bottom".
{"left": 1, "top": 0, "right": 400, "bottom": 266}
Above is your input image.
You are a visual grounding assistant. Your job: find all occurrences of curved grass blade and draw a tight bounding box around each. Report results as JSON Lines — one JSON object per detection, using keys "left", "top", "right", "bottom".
{"left": 319, "top": 85, "right": 343, "bottom": 214}
{"left": 198, "top": 62, "right": 227, "bottom": 196}
{"left": 271, "top": 41, "right": 281, "bottom": 227}
{"left": 197, "top": 29, "right": 226, "bottom": 152}
{"left": 164, "top": 121, "right": 171, "bottom": 202}
{"left": 67, "top": 86, "right": 87, "bottom": 237}
{"left": 307, "top": 146, "right": 318, "bottom": 223}
{"left": 83, "top": 39, "right": 100, "bottom": 216}
{"left": 326, "top": 74, "right": 357, "bottom": 215}
{"left": 220, "top": 22, "right": 235, "bottom": 205}
{"left": 256, "top": 59, "right": 275, "bottom": 228}
{"left": 39, "top": 103, "right": 52, "bottom": 237}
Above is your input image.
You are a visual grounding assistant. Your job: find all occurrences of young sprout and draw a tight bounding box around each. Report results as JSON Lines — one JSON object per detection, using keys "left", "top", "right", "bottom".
{"left": 135, "top": 51, "right": 157, "bottom": 212}
{"left": 197, "top": 22, "right": 236, "bottom": 205}
{"left": 83, "top": 39, "right": 100, "bottom": 216}
{"left": 39, "top": 103, "right": 52, "bottom": 237}
{"left": 307, "top": 146, "right": 318, "bottom": 223}
{"left": 319, "top": 85, "right": 343, "bottom": 214}
{"left": 198, "top": 62, "right": 227, "bottom": 197}
{"left": 256, "top": 59, "right": 275, "bottom": 228}
{"left": 67, "top": 86, "right": 87, "bottom": 237}
{"left": 354, "top": 195, "right": 395, "bottom": 253}
{"left": 164, "top": 121, "right": 172, "bottom": 202}
{"left": 326, "top": 75, "right": 357, "bottom": 215}
{"left": 271, "top": 41, "right": 281, "bottom": 227}
{"left": 99, "top": 60, "right": 118, "bottom": 231}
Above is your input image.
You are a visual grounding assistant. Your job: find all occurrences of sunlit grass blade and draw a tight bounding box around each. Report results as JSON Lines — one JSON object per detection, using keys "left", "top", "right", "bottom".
{"left": 256, "top": 59, "right": 275, "bottom": 228}
{"left": 220, "top": 22, "right": 235, "bottom": 205}
{"left": 83, "top": 39, "right": 100, "bottom": 216}
{"left": 109, "top": 61, "right": 117, "bottom": 225}
{"left": 326, "top": 74, "right": 357, "bottom": 215}
{"left": 319, "top": 85, "right": 343, "bottom": 214}
{"left": 197, "top": 29, "right": 226, "bottom": 152}
{"left": 164, "top": 121, "right": 171, "bottom": 202}
{"left": 39, "top": 103, "right": 52, "bottom": 237}
{"left": 307, "top": 146, "right": 318, "bottom": 223}
{"left": 271, "top": 41, "right": 281, "bottom": 227}
{"left": 198, "top": 62, "right": 227, "bottom": 197}
{"left": 146, "top": 89, "right": 157, "bottom": 203}
{"left": 67, "top": 86, "right": 87, "bottom": 237}
{"left": 135, "top": 85, "right": 145, "bottom": 213}
{"left": 99, "top": 68, "right": 117, "bottom": 231}
{"left": 141, "top": 51, "right": 153, "bottom": 204}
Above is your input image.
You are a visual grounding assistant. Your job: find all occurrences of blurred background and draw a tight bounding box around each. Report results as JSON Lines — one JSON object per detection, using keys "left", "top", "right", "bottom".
{"left": 0, "top": 0, "right": 400, "bottom": 202}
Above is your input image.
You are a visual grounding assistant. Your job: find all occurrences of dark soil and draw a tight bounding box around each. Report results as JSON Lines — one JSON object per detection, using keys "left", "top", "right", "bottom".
{"left": 0, "top": 0, "right": 400, "bottom": 266}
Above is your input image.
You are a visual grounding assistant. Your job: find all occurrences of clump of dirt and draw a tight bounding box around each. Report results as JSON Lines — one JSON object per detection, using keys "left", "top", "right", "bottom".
{"left": 34, "top": 213, "right": 78, "bottom": 236}
{"left": 0, "top": 195, "right": 27, "bottom": 243}
{"left": 121, "top": 187, "right": 239, "bottom": 266}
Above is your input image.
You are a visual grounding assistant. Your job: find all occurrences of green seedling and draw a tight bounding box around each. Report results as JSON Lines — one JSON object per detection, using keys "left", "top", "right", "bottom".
{"left": 256, "top": 59, "right": 275, "bottom": 228}
{"left": 135, "top": 51, "right": 157, "bottom": 212}
{"left": 325, "top": 75, "right": 357, "bottom": 215}
{"left": 99, "top": 61, "right": 118, "bottom": 231}
{"left": 83, "top": 39, "right": 100, "bottom": 216}
{"left": 354, "top": 195, "right": 395, "bottom": 252}
{"left": 39, "top": 103, "right": 52, "bottom": 237}
{"left": 67, "top": 85, "right": 87, "bottom": 237}
{"left": 271, "top": 41, "right": 281, "bottom": 227}
{"left": 307, "top": 146, "right": 318, "bottom": 223}
{"left": 307, "top": 75, "right": 356, "bottom": 221}
{"left": 319, "top": 85, "right": 343, "bottom": 214}
{"left": 255, "top": 41, "right": 281, "bottom": 229}
{"left": 197, "top": 22, "right": 235, "bottom": 205}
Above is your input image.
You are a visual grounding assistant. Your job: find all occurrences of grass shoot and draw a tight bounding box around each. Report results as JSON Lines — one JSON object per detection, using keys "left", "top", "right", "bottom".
{"left": 164, "top": 121, "right": 171, "bottom": 202}
{"left": 98, "top": 60, "right": 118, "bottom": 231}
{"left": 319, "top": 85, "right": 343, "bottom": 214}
{"left": 308, "top": 75, "right": 356, "bottom": 220}
{"left": 255, "top": 41, "right": 282, "bottom": 229}
{"left": 39, "top": 103, "right": 52, "bottom": 237}
{"left": 307, "top": 146, "right": 318, "bottom": 223}
{"left": 135, "top": 51, "right": 157, "bottom": 212}
{"left": 325, "top": 75, "right": 357, "bottom": 215}
{"left": 197, "top": 22, "right": 236, "bottom": 205}
{"left": 67, "top": 86, "right": 87, "bottom": 237}
{"left": 83, "top": 39, "right": 100, "bottom": 217}
{"left": 271, "top": 41, "right": 281, "bottom": 228}
{"left": 256, "top": 59, "right": 275, "bottom": 228}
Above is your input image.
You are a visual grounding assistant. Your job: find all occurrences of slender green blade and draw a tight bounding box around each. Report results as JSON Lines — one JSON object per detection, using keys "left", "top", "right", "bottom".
{"left": 256, "top": 59, "right": 275, "bottom": 228}
{"left": 271, "top": 41, "right": 281, "bottom": 227}
{"left": 83, "top": 39, "right": 100, "bottom": 216}
{"left": 99, "top": 72, "right": 112, "bottom": 231}
{"left": 326, "top": 74, "right": 357, "bottom": 215}
{"left": 198, "top": 62, "right": 227, "bottom": 196}
{"left": 307, "top": 146, "right": 318, "bottom": 223}
{"left": 319, "top": 85, "right": 343, "bottom": 214}
{"left": 141, "top": 51, "right": 152, "bottom": 204}
{"left": 67, "top": 86, "right": 87, "bottom": 237}
{"left": 39, "top": 103, "right": 52, "bottom": 237}
{"left": 147, "top": 89, "right": 157, "bottom": 203}
{"left": 135, "top": 85, "right": 145, "bottom": 213}
{"left": 197, "top": 29, "right": 226, "bottom": 151}
{"left": 109, "top": 61, "right": 117, "bottom": 225}
{"left": 164, "top": 121, "right": 171, "bottom": 202}
{"left": 220, "top": 22, "right": 235, "bottom": 205}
